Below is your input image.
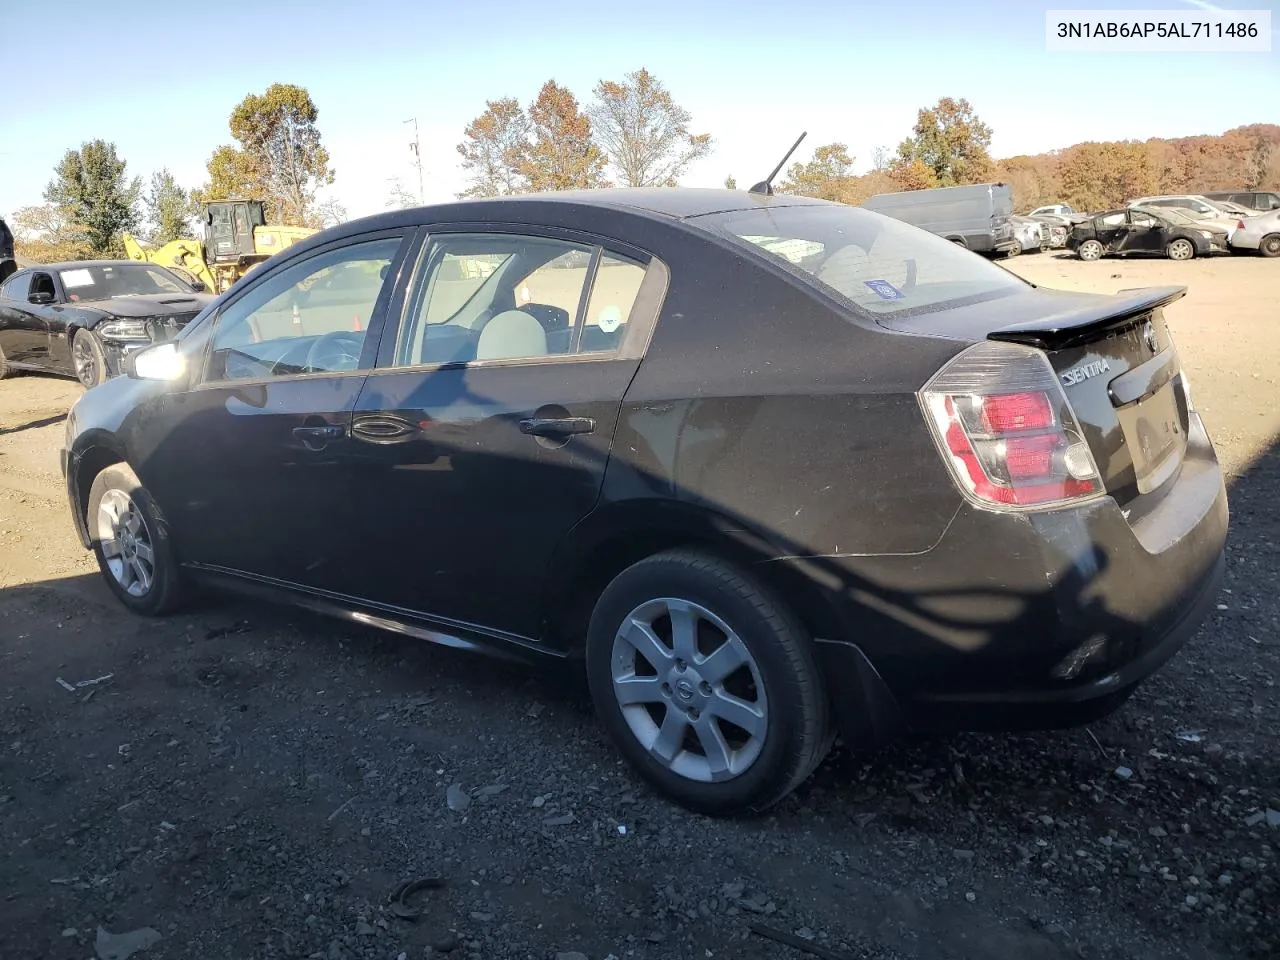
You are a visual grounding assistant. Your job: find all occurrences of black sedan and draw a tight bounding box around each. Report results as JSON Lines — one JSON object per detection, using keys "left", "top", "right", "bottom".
{"left": 1067, "top": 207, "right": 1229, "bottom": 261}
{"left": 0, "top": 260, "right": 213, "bottom": 388}
{"left": 60, "top": 189, "right": 1228, "bottom": 815}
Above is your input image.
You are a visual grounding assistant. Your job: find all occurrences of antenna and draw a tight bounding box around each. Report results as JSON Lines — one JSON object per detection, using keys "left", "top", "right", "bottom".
{"left": 748, "top": 131, "right": 807, "bottom": 196}
{"left": 404, "top": 117, "right": 424, "bottom": 205}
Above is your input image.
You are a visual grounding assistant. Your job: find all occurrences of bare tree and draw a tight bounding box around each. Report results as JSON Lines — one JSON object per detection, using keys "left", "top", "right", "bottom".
{"left": 588, "top": 69, "right": 712, "bottom": 187}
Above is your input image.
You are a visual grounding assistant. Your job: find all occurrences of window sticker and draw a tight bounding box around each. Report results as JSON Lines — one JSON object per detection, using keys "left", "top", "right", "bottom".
{"left": 596, "top": 304, "right": 624, "bottom": 333}
{"left": 60, "top": 269, "right": 94, "bottom": 288}
{"left": 863, "top": 279, "right": 904, "bottom": 301}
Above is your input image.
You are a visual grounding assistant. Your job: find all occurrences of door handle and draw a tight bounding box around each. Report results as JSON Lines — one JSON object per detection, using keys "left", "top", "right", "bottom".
{"left": 519, "top": 416, "right": 595, "bottom": 437}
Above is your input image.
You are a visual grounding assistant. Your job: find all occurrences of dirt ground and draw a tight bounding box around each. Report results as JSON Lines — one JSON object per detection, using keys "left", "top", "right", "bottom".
{"left": 0, "top": 251, "right": 1277, "bottom": 960}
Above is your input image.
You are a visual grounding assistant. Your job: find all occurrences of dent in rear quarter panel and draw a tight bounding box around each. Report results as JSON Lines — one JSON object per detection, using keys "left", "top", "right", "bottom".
{"left": 606, "top": 242, "right": 967, "bottom": 558}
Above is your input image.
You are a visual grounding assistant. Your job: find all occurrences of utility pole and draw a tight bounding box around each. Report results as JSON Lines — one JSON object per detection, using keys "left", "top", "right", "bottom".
{"left": 405, "top": 117, "right": 424, "bottom": 205}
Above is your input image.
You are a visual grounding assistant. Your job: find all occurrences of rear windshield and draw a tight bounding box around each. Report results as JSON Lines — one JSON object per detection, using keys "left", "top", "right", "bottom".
{"left": 700, "top": 204, "right": 1027, "bottom": 316}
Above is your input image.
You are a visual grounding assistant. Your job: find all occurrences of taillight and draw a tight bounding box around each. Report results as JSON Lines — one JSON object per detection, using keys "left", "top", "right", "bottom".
{"left": 1237, "top": 220, "right": 1246, "bottom": 231}
{"left": 920, "top": 341, "right": 1104, "bottom": 510}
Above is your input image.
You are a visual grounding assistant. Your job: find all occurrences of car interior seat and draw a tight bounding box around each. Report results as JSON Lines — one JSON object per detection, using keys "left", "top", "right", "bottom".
{"left": 475, "top": 309, "right": 548, "bottom": 361}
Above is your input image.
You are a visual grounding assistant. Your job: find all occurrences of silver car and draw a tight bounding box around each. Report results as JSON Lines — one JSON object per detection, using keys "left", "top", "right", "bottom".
{"left": 1007, "top": 215, "right": 1050, "bottom": 256}
{"left": 1227, "top": 208, "right": 1280, "bottom": 257}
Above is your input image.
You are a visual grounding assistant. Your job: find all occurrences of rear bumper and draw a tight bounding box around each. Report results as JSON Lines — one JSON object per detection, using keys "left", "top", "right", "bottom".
{"left": 788, "top": 412, "right": 1229, "bottom": 745}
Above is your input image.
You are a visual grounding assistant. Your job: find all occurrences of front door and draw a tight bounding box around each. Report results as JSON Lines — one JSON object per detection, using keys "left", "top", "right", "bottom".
{"left": 1117, "top": 211, "right": 1164, "bottom": 255}
{"left": 136, "top": 231, "right": 413, "bottom": 585}
{"left": 0, "top": 272, "right": 47, "bottom": 365}
{"left": 342, "top": 229, "right": 661, "bottom": 639}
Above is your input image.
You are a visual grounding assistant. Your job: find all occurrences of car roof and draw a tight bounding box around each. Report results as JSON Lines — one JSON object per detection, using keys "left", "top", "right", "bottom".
{"left": 333, "top": 187, "right": 835, "bottom": 234}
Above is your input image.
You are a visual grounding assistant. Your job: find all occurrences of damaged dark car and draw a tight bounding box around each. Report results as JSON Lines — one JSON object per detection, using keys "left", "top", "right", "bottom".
{"left": 1068, "top": 207, "right": 1229, "bottom": 262}
{"left": 0, "top": 261, "right": 213, "bottom": 388}
{"left": 61, "top": 189, "right": 1229, "bottom": 816}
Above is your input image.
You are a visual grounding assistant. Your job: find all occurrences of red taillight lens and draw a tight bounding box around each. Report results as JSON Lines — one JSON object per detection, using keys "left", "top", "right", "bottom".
{"left": 977, "top": 392, "right": 1055, "bottom": 434}
{"left": 921, "top": 342, "right": 1104, "bottom": 511}
{"left": 1237, "top": 220, "right": 1246, "bottom": 230}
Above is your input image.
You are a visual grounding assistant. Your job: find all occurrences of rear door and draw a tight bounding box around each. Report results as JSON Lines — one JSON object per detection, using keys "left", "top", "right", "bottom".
{"left": 340, "top": 227, "right": 667, "bottom": 638}
{"left": 137, "top": 229, "right": 414, "bottom": 584}
{"left": 1093, "top": 211, "right": 1128, "bottom": 253}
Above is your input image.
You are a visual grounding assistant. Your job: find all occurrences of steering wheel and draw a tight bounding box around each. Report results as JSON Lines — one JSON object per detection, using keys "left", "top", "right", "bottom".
{"left": 305, "top": 331, "right": 364, "bottom": 373}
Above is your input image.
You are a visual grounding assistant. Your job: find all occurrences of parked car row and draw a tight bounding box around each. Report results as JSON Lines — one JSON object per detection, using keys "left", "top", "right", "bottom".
{"left": 1032, "top": 191, "right": 1280, "bottom": 262}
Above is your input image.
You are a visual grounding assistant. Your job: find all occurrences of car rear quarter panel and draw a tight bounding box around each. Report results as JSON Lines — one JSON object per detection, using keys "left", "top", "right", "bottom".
{"left": 600, "top": 232, "right": 968, "bottom": 560}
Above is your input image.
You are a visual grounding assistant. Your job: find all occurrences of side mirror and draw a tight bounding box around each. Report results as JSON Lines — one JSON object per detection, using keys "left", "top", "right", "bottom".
{"left": 189, "top": 280, "right": 207, "bottom": 292}
{"left": 129, "top": 341, "right": 188, "bottom": 382}
{"left": 29, "top": 291, "right": 55, "bottom": 305}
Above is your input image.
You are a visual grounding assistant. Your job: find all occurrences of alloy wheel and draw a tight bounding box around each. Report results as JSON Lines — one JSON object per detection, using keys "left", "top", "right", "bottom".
{"left": 1079, "top": 240, "right": 1102, "bottom": 261}
{"left": 95, "top": 488, "right": 156, "bottom": 598}
{"left": 73, "top": 335, "right": 98, "bottom": 388}
{"left": 609, "top": 597, "right": 768, "bottom": 783}
{"left": 1168, "top": 239, "right": 1195, "bottom": 261}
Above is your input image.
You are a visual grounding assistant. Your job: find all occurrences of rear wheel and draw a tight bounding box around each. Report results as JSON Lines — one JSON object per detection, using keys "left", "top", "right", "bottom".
{"left": 1006, "top": 241, "right": 1022, "bottom": 258}
{"left": 1078, "top": 239, "right": 1104, "bottom": 261}
{"left": 1259, "top": 234, "right": 1280, "bottom": 258}
{"left": 1167, "top": 238, "right": 1196, "bottom": 261}
{"left": 585, "top": 549, "right": 831, "bottom": 816}
{"left": 87, "top": 463, "right": 184, "bottom": 616}
{"left": 72, "top": 329, "right": 107, "bottom": 389}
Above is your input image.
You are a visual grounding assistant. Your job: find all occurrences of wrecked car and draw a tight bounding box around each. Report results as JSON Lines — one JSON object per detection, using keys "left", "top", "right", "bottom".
{"left": 1068, "top": 207, "right": 1228, "bottom": 262}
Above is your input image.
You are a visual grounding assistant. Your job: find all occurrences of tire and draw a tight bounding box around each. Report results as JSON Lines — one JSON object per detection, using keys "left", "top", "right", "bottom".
{"left": 1259, "top": 234, "right": 1280, "bottom": 258}
{"left": 1167, "top": 238, "right": 1196, "bottom": 261}
{"left": 86, "top": 463, "right": 184, "bottom": 616}
{"left": 1006, "top": 241, "right": 1022, "bottom": 258}
{"left": 1078, "top": 239, "right": 1104, "bottom": 261}
{"left": 585, "top": 549, "right": 831, "bottom": 816}
{"left": 72, "top": 329, "right": 107, "bottom": 389}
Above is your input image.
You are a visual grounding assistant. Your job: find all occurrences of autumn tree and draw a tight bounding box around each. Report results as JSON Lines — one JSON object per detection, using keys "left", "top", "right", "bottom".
{"left": 888, "top": 158, "right": 938, "bottom": 191}
{"left": 996, "top": 154, "right": 1061, "bottom": 211}
{"left": 144, "top": 169, "right": 195, "bottom": 244}
{"left": 520, "top": 80, "right": 608, "bottom": 192}
{"left": 198, "top": 83, "right": 334, "bottom": 225}
{"left": 43, "top": 140, "right": 142, "bottom": 257}
{"left": 779, "top": 143, "right": 858, "bottom": 202}
{"left": 456, "top": 97, "right": 531, "bottom": 198}
{"left": 10, "top": 204, "right": 93, "bottom": 263}
{"left": 724, "top": 175, "right": 737, "bottom": 189}
{"left": 587, "top": 68, "right": 711, "bottom": 186}
{"left": 894, "top": 97, "right": 994, "bottom": 187}
{"left": 1058, "top": 141, "right": 1157, "bottom": 210}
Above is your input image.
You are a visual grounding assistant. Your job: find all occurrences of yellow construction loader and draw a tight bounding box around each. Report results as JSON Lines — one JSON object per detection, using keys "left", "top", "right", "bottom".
{"left": 123, "top": 199, "right": 316, "bottom": 294}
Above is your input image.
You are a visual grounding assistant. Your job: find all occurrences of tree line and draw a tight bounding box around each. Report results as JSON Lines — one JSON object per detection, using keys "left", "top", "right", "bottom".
{"left": 12, "top": 83, "right": 339, "bottom": 263}
{"left": 11, "top": 74, "right": 1279, "bottom": 264}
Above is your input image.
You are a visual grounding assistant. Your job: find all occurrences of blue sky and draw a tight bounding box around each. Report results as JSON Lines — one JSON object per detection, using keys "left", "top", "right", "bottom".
{"left": 2, "top": 0, "right": 1276, "bottom": 226}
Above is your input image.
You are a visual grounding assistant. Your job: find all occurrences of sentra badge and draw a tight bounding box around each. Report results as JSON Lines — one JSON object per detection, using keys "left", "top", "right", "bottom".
{"left": 1061, "top": 358, "right": 1111, "bottom": 386}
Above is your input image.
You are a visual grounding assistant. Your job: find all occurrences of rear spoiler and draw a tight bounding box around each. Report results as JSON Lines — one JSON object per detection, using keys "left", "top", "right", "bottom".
{"left": 987, "top": 286, "right": 1187, "bottom": 351}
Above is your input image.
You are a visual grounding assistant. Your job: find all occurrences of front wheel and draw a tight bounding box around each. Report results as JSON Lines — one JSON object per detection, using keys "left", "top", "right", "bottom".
{"left": 1259, "top": 234, "right": 1280, "bottom": 258}
{"left": 72, "top": 329, "right": 107, "bottom": 389}
{"left": 1078, "top": 239, "right": 1104, "bottom": 261}
{"left": 1167, "top": 238, "right": 1196, "bottom": 261}
{"left": 1005, "top": 241, "right": 1022, "bottom": 258}
{"left": 585, "top": 549, "right": 831, "bottom": 816}
{"left": 87, "top": 463, "right": 184, "bottom": 616}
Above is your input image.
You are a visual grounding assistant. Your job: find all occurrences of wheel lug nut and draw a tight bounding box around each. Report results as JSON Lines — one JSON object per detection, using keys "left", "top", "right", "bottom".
{"left": 700, "top": 681, "right": 712, "bottom": 695}
{"left": 661, "top": 683, "right": 672, "bottom": 697}
{"left": 675, "top": 659, "right": 686, "bottom": 671}
{"left": 688, "top": 708, "right": 699, "bottom": 719}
